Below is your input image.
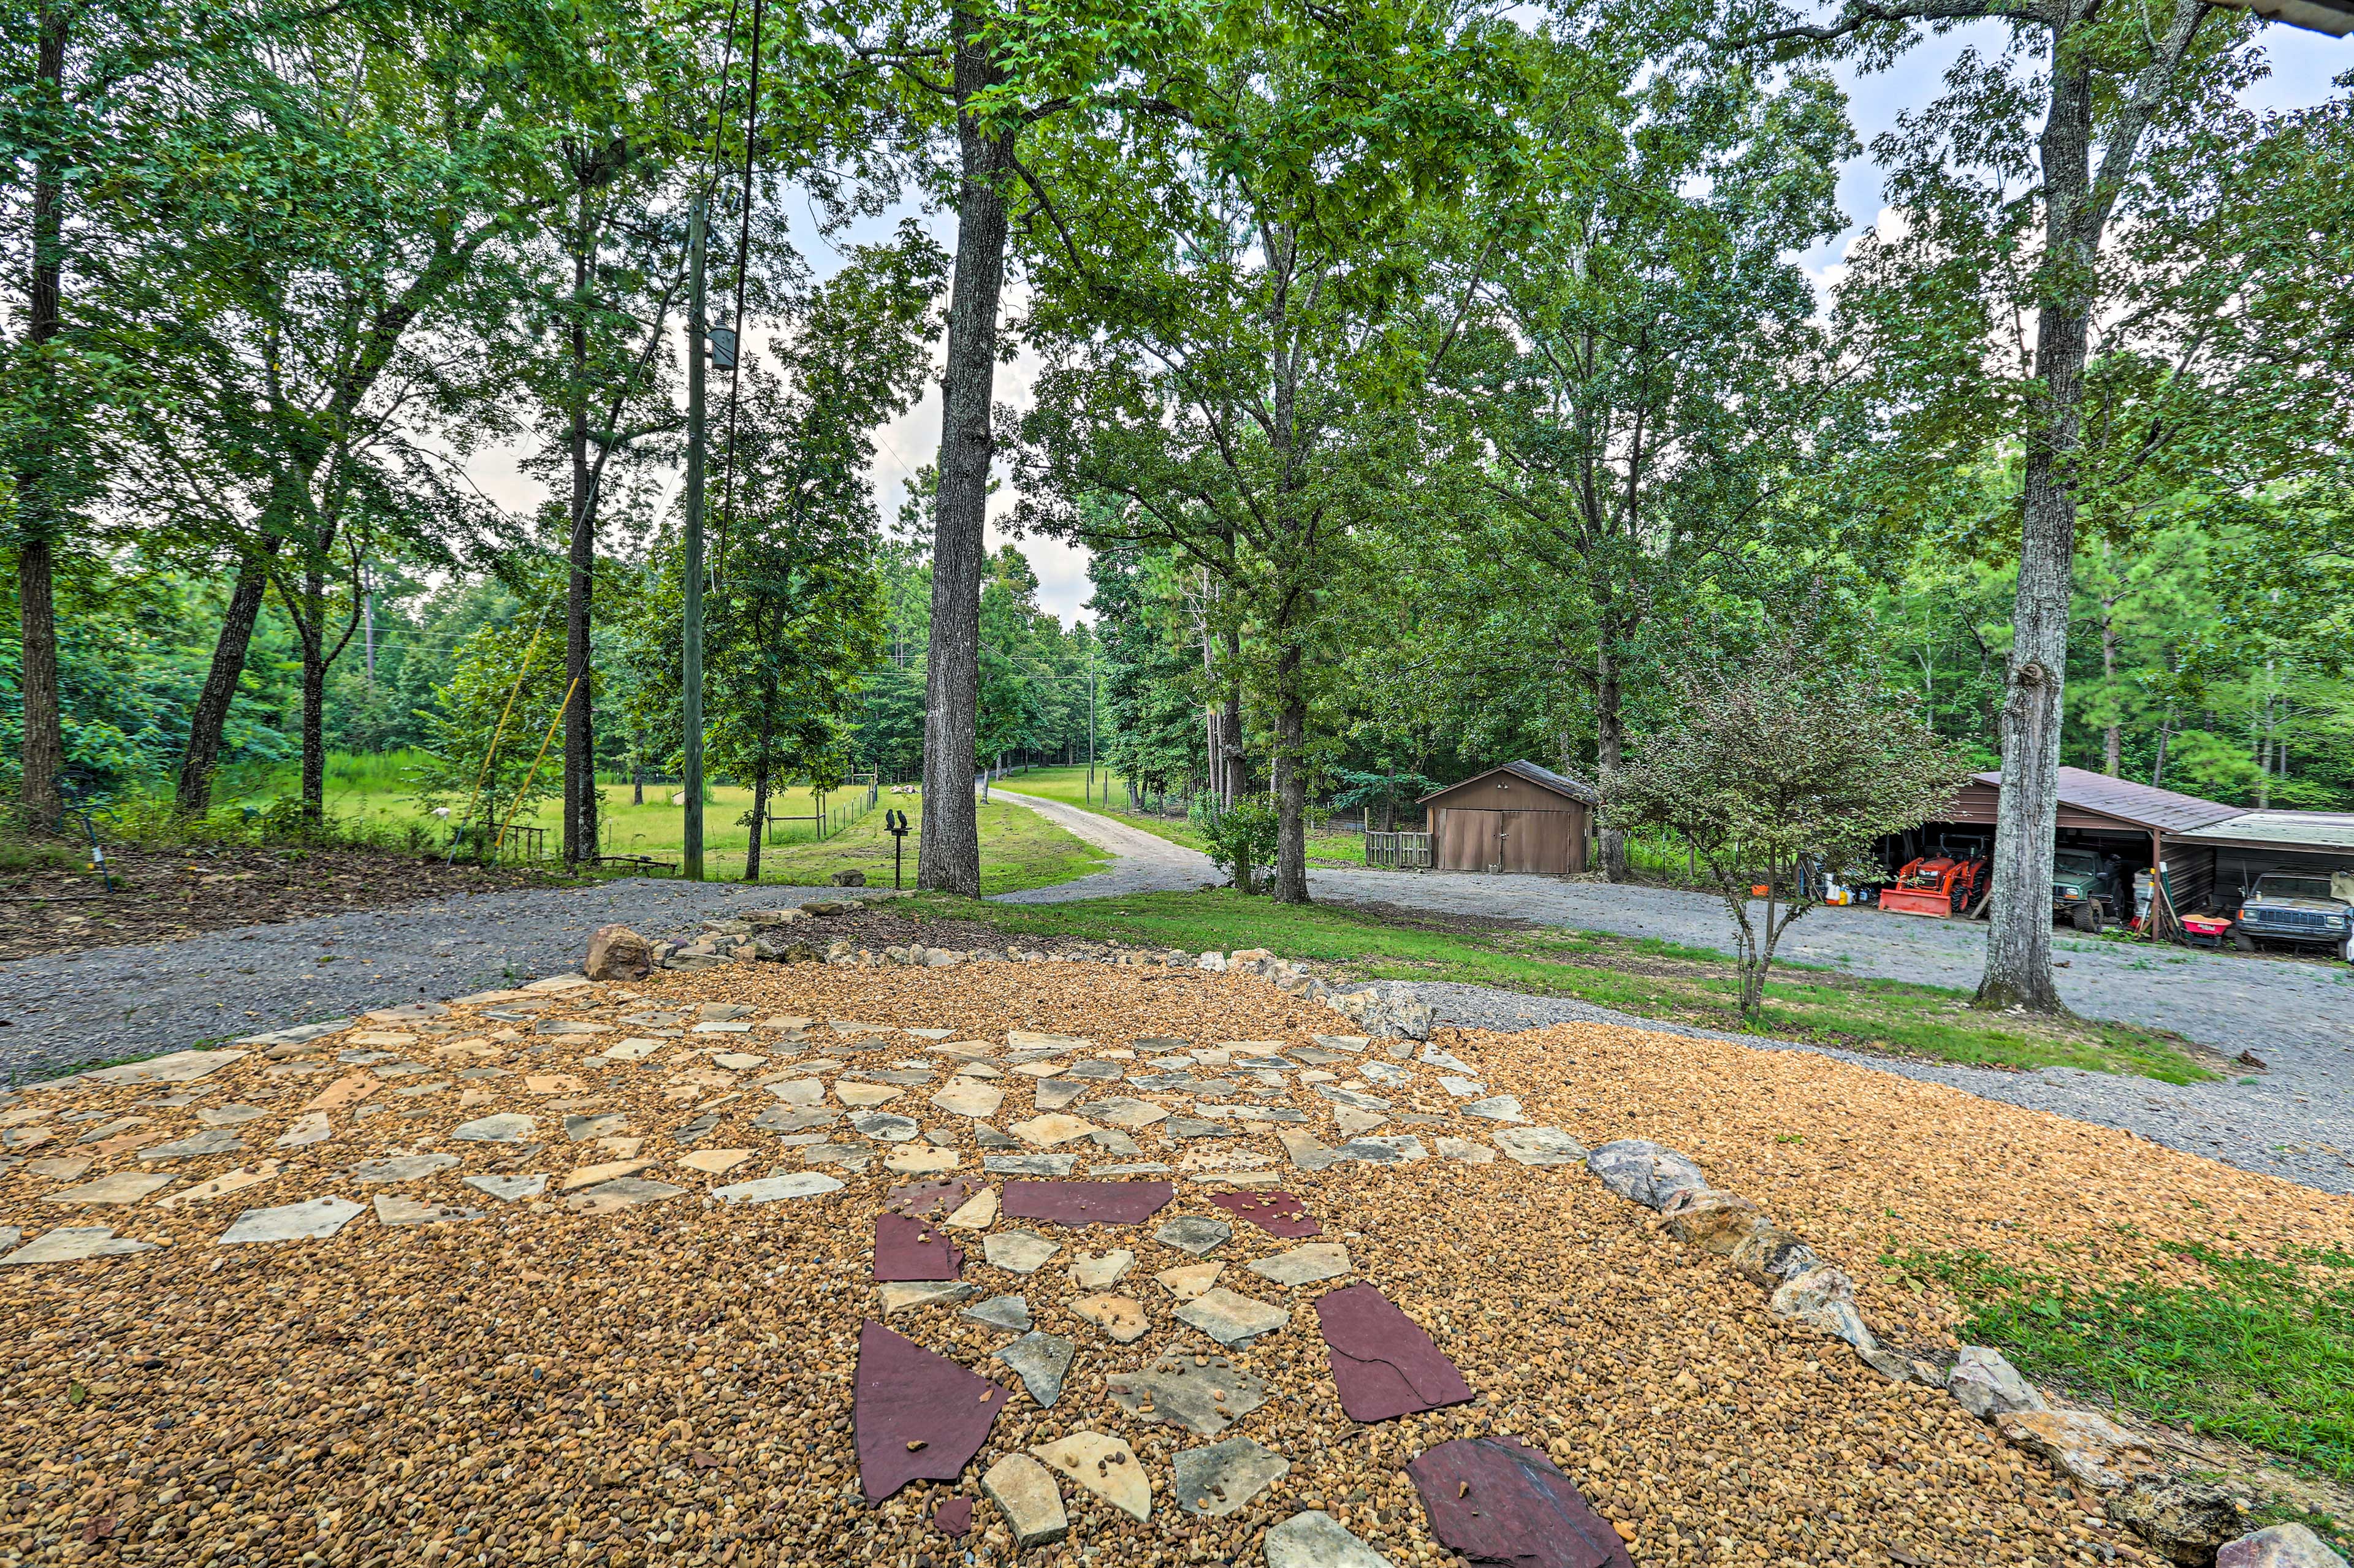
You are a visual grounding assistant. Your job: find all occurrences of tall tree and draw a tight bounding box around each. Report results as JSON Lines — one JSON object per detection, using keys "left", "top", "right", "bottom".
{"left": 1715, "top": 0, "right": 2320, "bottom": 1009}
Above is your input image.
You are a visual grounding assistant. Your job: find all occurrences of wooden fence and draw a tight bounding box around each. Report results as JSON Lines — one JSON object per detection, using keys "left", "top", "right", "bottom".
{"left": 1365, "top": 831, "right": 1433, "bottom": 869}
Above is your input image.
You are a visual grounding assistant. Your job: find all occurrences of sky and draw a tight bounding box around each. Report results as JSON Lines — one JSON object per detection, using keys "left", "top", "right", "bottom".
{"left": 466, "top": 25, "right": 2351, "bottom": 628}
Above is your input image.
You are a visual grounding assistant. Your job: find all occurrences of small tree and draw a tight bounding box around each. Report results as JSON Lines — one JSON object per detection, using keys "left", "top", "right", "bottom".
{"left": 1604, "top": 622, "right": 1973, "bottom": 1014}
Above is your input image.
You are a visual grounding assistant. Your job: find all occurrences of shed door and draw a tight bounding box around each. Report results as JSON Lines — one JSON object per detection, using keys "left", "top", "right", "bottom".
{"left": 1439, "top": 809, "right": 1503, "bottom": 870}
{"left": 1500, "top": 810, "right": 1574, "bottom": 873}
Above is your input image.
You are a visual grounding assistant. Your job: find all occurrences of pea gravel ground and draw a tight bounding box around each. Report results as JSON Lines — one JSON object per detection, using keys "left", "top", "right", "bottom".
{"left": 4, "top": 960, "right": 2348, "bottom": 1568}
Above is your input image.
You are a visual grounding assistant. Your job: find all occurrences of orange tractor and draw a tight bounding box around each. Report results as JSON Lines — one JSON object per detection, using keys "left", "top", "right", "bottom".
{"left": 1879, "top": 849, "right": 1987, "bottom": 918}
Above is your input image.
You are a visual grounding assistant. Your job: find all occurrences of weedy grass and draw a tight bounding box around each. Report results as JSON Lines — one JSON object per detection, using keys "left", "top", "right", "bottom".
{"left": 905, "top": 889, "right": 2217, "bottom": 1083}
{"left": 1895, "top": 1244, "right": 2354, "bottom": 1488}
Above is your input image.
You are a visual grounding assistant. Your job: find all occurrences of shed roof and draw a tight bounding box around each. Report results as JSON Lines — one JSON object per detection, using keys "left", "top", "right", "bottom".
{"left": 1419, "top": 759, "right": 1600, "bottom": 808}
{"left": 1970, "top": 766, "right": 2241, "bottom": 835}
{"left": 2166, "top": 810, "right": 2354, "bottom": 854}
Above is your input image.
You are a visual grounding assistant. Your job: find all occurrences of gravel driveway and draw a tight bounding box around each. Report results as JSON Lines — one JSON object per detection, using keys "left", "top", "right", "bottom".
{"left": 988, "top": 792, "right": 2354, "bottom": 1195}
{"left": 0, "top": 878, "right": 826, "bottom": 1086}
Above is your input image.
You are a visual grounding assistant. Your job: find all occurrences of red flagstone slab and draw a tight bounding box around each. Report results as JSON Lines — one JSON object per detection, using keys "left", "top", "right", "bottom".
{"left": 852, "top": 1321, "right": 1009, "bottom": 1502}
{"left": 873, "top": 1212, "right": 965, "bottom": 1282}
{"left": 1407, "top": 1437, "right": 1634, "bottom": 1568}
{"left": 884, "top": 1175, "right": 981, "bottom": 1219}
{"left": 1000, "top": 1179, "right": 1173, "bottom": 1226}
{"left": 1209, "top": 1188, "right": 1321, "bottom": 1238}
{"left": 934, "top": 1499, "right": 973, "bottom": 1536}
{"left": 1314, "top": 1282, "right": 1473, "bottom": 1422}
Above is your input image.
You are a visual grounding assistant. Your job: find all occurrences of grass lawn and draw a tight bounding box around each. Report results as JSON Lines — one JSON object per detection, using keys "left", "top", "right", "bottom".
{"left": 992, "top": 765, "right": 1373, "bottom": 864}
{"left": 891, "top": 886, "right": 2219, "bottom": 1083}
{"left": 744, "top": 794, "right": 1110, "bottom": 895}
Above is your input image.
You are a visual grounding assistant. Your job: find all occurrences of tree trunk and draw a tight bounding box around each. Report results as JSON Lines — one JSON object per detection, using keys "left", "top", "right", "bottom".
{"left": 15, "top": 3, "right": 69, "bottom": 832}
{"left": 563, "top": 215, "right": 598, "bottom": 866}
{"left": 2100, "top": 579, "right": 2121, "bottom": 777}
{"left": 1595, "top": 636, "right": 1629, "bottom": 882}
{"left": 744, "top": 761, "right": 768, "bottom": 881}
{"left": 1979, "top": 63, "right": 2094, "bottom": 1015}
{"left": 917, "top": 11, "right": 1013, "bottom": 900}
{"left": 300, "top": 565, "right": 328, "bottom": 823}
{"left": 176, "top": 549, "right": 276, "bottom": 815}
{"left": 632, "top": 737, "right": 644, "bottom": 805}
{"left": 1271, "top": 654, "right": 1309, "bottom": 905}
{"left": 1221, "top": 628, "right": 1245, "bottom": 805}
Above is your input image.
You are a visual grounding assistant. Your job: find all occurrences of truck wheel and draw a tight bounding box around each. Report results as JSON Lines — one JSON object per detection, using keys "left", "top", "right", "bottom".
{"left": 2071, "top": 902, "right": 2100, "bottom": 932}
{"left": 2232, "top": 930, "right": 2257, "bottom": 953}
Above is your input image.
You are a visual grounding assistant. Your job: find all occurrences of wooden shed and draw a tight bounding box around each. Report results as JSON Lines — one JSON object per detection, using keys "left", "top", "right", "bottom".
{"left": 1418, "top": 761, "right": 1599, "bottom": 875}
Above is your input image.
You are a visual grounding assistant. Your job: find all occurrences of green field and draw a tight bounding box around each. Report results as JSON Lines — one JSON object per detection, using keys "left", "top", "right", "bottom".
{"left": 992, "top": 765, "right": 1370, "bottom": 864}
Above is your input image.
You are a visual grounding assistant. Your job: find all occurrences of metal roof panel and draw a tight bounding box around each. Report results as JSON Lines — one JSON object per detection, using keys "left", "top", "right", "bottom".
{"left": 1970, "top": 766, "right": 2242, "bottom": 834}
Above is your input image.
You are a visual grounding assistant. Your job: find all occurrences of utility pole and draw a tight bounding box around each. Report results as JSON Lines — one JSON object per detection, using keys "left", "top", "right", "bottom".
{"left": 361, "top": 562, "right": 375, "bottom": 684}
{"left": 682, "top": 196, "right": 708, "bottom": 881}
{"left": 1086, "top": 637, "right": 1096, "bottom": 806}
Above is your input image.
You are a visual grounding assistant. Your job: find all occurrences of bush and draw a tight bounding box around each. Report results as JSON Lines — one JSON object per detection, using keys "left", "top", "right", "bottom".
{"left": 1192, "top": 796, "right": 1280, "bottom": 893}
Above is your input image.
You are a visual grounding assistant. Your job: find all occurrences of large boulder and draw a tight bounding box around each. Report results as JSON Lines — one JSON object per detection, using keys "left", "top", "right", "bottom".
{"left": 1324, "top": 984, "right": 1436, "bottom": 1041}
{"left": 1658, "top": 1188, "right": 1762, "bottom": 1254}
{"left": 2108, "top": 1479, "right": 2254, "bottom": 1566}
{"left": 1947, "top": 1345, "right": 2047, "bottom": 1419}
{"left": 1731, "top": 1225, "right": 1821, "bottom": 1287}
{"left": 582, "top": 924, "right": 652, "bottom": 981}
{"left": 1585, "top": 1140, "right": 1710, "bottom": 1211}
{"left": 2218, "top": 1525, "right": 2350, "bottom": 1568}
{"left": 829, "top": 868, "right": 867, "bottom": 887}
{"left": 1767, "top": 1268, "right": 1876, "bottom": 1353}
{"left": 1994, "top": 1409, "right": 2161, "bottom": 1491}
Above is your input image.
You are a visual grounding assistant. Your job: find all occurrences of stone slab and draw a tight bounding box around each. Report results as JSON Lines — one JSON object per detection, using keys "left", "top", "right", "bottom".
{"left": 1173, "top": 1436, "right": 1289, "bottom": 1518}
{"left": 1033, "top": 1431, "right": 1149, "bottom": 1521}
{"left": 711, "top": 1171, "right": 845, "bottom": 1205}
{"left": 853, "top": 1320, "right": 1010, "bottom": 1502}
{"left": 218, "top": 1195, "right": 367, "bottom": 1245}
{"left": 1248, "top": 1242, "right": 1352, "bottom": 1287}
{"left": 1107, "top": 1352, "right": 1270, "bottom": 1436}
{"left": 1407, "top": 1437, "right": 1633, "bottom": 1568}
{"left": 1267, "top": 1510, "right": 1396, "bottom": 1568}
{"left": 984, "top": 1230, "right": 1061, "bottom": 1274}
{"left": 874, "top": 1212, "right": 965, "bottom": 1282}
{"left": 997, "top": 1330, "right": 1076, "bottom": 1407}
{"left": 964, "top": 1293, "right": 1032, "bottom": 1331}
{"left": 1209, "top": 1189, "right": 1320, "bottom": 1238}
{"left": 1317, "top": 1282, "right": 1476, "bottom": 1423}
{"left": 1496, "top": 1127, "right": 1589, "bottom": 1166}
{"left": 1175, "top": 1288, "right": 1289, "bottom": 1346}
{"left": 1002, "top": 1179, "right": 1173, "bottom": 1227}
{"left": 1070, "top": 1293, "right": 1149, "bottom": 1343}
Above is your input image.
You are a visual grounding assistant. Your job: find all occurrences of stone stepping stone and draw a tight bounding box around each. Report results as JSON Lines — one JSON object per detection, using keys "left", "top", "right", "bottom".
{"left": 84, "top": 1049, "right": 248, "bottom": 1087}
{"left": 1008, "top": 1113, "right": 1097, "bottom": 1148}
{"left": 1408, "top": 1437, "right": 1633, "bottom": 1568}
{"left": 850, "top": 1112, "right": 920, "bottom": 1143}
{"left": 1209, "top": 1189, "right": 1320, "bottom": 1238}
{"left": 452, "top": 1113, "right": 536, "bottom": 1143}
{"left": 1062, "top": 1060, "right": 1125, "bottom": 1081}
{"left": 194, "top": 1104, "right": 270, "bottom": 1128}
{"left": 1278, "top": 1131, "right": 1339, "bottom": 1171}
{"left": 1317, "top": 1084, "right": 1389, "bottom": 1112}
{"left": 565, "top": 1177, "right": 688, "bottom": 1211}
{"left": 373, "top": 1194, "right": 483, "bottom": 1227}
{"left": 682, "top": 1146, "right": 752, "bottom": 1176}
{"left": 964, "top": 1294, "right": 1032, "bottom": 1331}
{"left": 1419, "top": 1045, "right": 1476, "bottom": 1073}
{"left": 42, "top": 1171, "right": 173, "bottom": 1206}
{"left": 1439, "top": 1076, "right": 1485, "bottom": 1098}
{"left": 983, "top": 1153, "right": 1077, "bottom": 1177}
{"left": 352, "top": 1153, "right": 460, "bottom": 1183}
{"left": 954, "top": 1062, "right": 1004, "bottom": 1079}
{"left": 1070, "top": 1249, "right": 1135, "bottom": 1288}
{"left": 604, "top": 1040, "right": 665, "bottom": 1062}
{"left": 855, "top": 1321, "right": 1010, "bottom": 1503}
{"left": 674, "top": 1112, "right": 726, "bottom": 1144}
{"left": 753, "top": 1106, "right": 840, "bottom": 1134}
{"left": 864, "top": 1068, "right": 935, "bottom": 1085}
{"left": 874, "top": 1213, "right": 964, "bottom": 1281}
{"left": 945, "top": 1188, "right": 999, "bottom": 1229}
{"left": 562, "top": 1157, "right": 656, "bottom": 1190}
{"left": 1127, "top": 1071, "right": 1197, "bottom": 1091}
{"left": 770, "top": 1079, "right": 826, "bottom": 1109}
{"left": 1266, "top": 1510, "right": 1393, "bottom": 1567}
{"left": 1460, "top": 1095, "right": 1525, "bottom": 1124}
{"left": 1130, "top": 1035, "right": 1189, "bottom": 1052}
{"left": 1070, "top": 1293, "right": 1149, "bottom": 1343}
{"left": 1332, "top": 1136, "right": 1426, "bottom": 1165}
{"left": 1314, "top": 1282, "right": 1474, "bottom": 1422}
{"left": 883, "top": 1146, "right": 959, "bottom": 1175}
{"left": 1176, "top": 1288, "right": 1289, "bottom": 1346}
{"left": 562, "top": 1113, "right": 627, "bottom": 1142}
{"left": 878, "top": 1281, "right": 975, "bottom": 1315}
{"left": 1091, "top": 1162, "right": 1175, "bottom": 1175}
{"left": 1248, "top": 1243, "right": 1352, "bottom": 1287}
{"left": 1091, "top": 1098, "right": 1171, "bottom": 1130}
{"left": 836, "top": 1082, "right": 904, "bottom": 1108}
{"left": 1331, "top": 1106, "right": 1388, "bottom": 1139}
{"left": 1001, "top": 1179, "right": 1173, "bottom": 1227}
{"left": 1154, "top": 1214, "right": 1231, "bottom": 1256}
{"left": 156, "top": 1165, "right": 280, "bottom": 1209}
{"left": 1156, "top": 1261, "right": 1224, "bottom": 1298}
{"left": 802, "top": 1143, "right": 875, "bottom": 1172}
{"left": 1033, "top": 1431, "right": 1149, "bottom": 1521}
{"left": 1585, "top": 1138, "right": 1704, "bottom": 1207}
{"left": 1174, "top": 1436, "right": 1289, "bottom": 1518}
{"left": 23, "top": 1156, "right": 91, "bottom": 1180}
{"left": 218, "top": 1195, "right": 366, "bottom": 1245}
{"left": 985, "top": 1230, "right": 1061, "bottom": 1274}
{"left": 1008, "top": 1030, "right": 1090, "bottom": 1051}
{"left": 996, "top": 1330, "right": 1076, "bottom": 1406}
{"left": 930, "top": 1081, "right": 1002, "bottom": 1118}
{"left": 701, "top": 1003, "right": 756, "bottom": 1021}
{"left": 886, "top": 1174, "right": 981, "bottom": 1219}
{"left": 1032, "top": 1079, "right": 1092, "bottom": 1112}
{"left": 1090, "top": 1128, "right": 1143, "bottom": 1156}
{"left": 465, "top": 1174, "right": 547, "bottom": 1201}
{"left": 2, "top": 1225, "right": 160, "bottom": 1263}
{"left": 1167, "top": 1116, "right": 1241, "bottom": 1140}
{"left": 1107, "top": 1351, "right": 1270, "bottom": 1436}
{"left": 140, "top": 1130, "right": 245, "bottom": 1162}
{"left": 1436, "top": 1137, "right": 1495, "bottom": 1165}
{"left": 1359, "top": 1062, "right": 1412, "bottom": 1087}
{"left": 1495, "top": 1127, "right": 1590, "bottom": 1167}
{"left": 371, "top": 1060, "right": 436, "bottom": 1076}
{"left": 981, "top": 1454, "right": 1067, "bottom": 1550}
{"left": 1310, "top": 1035, "right": 1369, "bottom": 1054}
{"left": 711, "top": 1171, "right": 843, "bottom": 1205}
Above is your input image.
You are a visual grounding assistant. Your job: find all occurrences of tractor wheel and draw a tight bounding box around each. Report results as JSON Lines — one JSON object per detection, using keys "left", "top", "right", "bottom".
{"left": 2071, "top": 902, "right": 2100, "bottom": 933}
{"left": 2232, "top": 930, "right": 2257, "bottom": 953}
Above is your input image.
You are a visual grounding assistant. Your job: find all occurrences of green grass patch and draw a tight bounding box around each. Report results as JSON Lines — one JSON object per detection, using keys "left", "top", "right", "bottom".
{"left": 889, "top": 888, "right": 2216, "bottom": 1082}
{"left": 994, "top": 766, "right": 1375, "bottom": 864}
{"left": 743, "top": 794, "right": 1109, "bottom": 896}
{"left": 1895, "top": 1245, "right": 2354, "bottom": 1488}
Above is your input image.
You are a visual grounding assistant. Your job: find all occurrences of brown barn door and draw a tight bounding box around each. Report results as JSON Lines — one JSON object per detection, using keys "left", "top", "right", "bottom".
{"left": 1500, "top": 810, "right": 1571, "bottom": 873}
{"left": 1439, "top": 809, "right": 1503, "bottom": 870}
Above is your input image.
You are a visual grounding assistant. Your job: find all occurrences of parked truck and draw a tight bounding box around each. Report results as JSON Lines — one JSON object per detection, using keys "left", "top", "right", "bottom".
{"left": 2232, "top": 870, "right": 2354, "bottom": 962}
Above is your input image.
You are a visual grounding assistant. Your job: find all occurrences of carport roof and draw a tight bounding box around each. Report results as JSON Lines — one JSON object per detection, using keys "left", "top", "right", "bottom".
{"left": 2166, "top": 810, "right": 2354, "bottom": 855}
{"left": 1418, "top": 759, "right": 1600, "bottom": 807}
{"left": 1970, "top": 766, "right": 2241, "bottom": 835}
